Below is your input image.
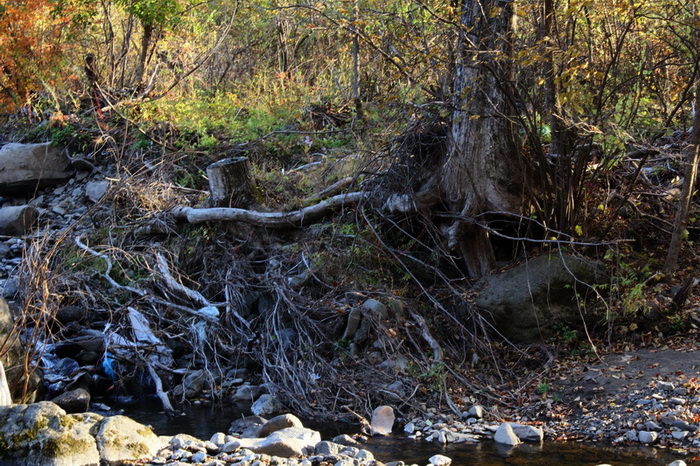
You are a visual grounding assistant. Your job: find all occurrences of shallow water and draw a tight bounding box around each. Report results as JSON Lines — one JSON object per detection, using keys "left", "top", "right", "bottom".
{"left": 112, "top": 399, "right": 688, "bottom": 465}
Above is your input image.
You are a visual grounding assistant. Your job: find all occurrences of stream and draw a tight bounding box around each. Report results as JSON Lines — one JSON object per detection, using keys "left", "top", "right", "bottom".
{"left": 111, "top": 398, "right": 686, "bottom": 465}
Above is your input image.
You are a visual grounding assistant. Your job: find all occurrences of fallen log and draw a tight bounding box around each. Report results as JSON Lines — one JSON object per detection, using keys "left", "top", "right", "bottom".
{"left": 172, "top": 191, "right": 366, "bottom": 228}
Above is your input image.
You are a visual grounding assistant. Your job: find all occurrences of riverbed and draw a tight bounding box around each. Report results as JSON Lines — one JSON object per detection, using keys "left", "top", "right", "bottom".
{"left": 112, "top": 399, "right": 687, "bottom": 465}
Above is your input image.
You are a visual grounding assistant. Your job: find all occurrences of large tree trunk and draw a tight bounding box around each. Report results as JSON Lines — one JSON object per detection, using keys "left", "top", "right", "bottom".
{"left": 665, "top": 85, "right": 700, "bottom": 272}
{"left": 443, "top": 0, "right": 525, "bottom": 277}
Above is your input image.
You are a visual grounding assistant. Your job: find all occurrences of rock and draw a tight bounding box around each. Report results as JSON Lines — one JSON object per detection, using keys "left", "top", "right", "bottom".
{"left": 85, "top": 180, "right": 109, "bottom": 202}
{"left": 362, "top": 299, "right": 389, "bottom": 319}
{"left": 54, "top": 306, "right": 87, "bottom": 326}
{"left": 51, "top": 388, "right": 90, "bottom": 414}
{"left": 210, "top": 432, "right": 226, "bottom": 447}
{"left": 0, "top": 142, "right": 74, "bottom": 194}
{"left": 332, "top": 434, "right": 359, "bottom": 446}
{"left": 225, "top": 427, "right": 321, "bottom": 457}
{"left": 494, "top": 422, "right": 521, "bottom": 446}
{"left": 657, "top": 381, "right": 675, "bottom": 391}
{"left": 232, "top": 383, "right": 265, "bottom": 401}
{"left": 473, "top": 254, "right": 602, "bottom": 342}
{"left": 251, "top": 394, "right": 282, "bottom": 416}
{"left": 0, "top": 278, "right": 18, "bottom": 298}
{"left": 637, "top": 431, "right": 658, "bottom": 444}
{"left": 510, "top": 423, "right": 544, "bottom": 442}
{"left": 403, "top": 421, "right": 415, "bottom": 434}
{"left": 257, "top": 413, "right": 303, "bottom": 437}
{"left": 342, "top": 308, "right": 362, "bottom": 340}
{"left": 191, "top": 451, "right": 207, "bottom": 463}
{"left": 0, "top": 205, "right": 38, "bottom": 235}
{"left": 668, "top": 461, "right": 687, "bottom": 466}
{"left": 429, "top": 454, "right": 452, "bottom": 466}
{"left": 170, "top": 433, "right": 204, "bottom": 451}
{"left": 468, "top": 405, "right": 484, "bottom": 419}
{"left": 315, "top": 440, "right": 342, "bottom": 456}
{"left": 370, "top": 405, "right": 395, "bottom": 436}
{"left": 95, "top": 415, "right": 162, "bottom": 464}
{"left": 645, "top": 421, "right": 662, "bottom": 431}
{"left": 0, "top": 401, "right": 101, "bottom": 465}
{"left": 672, "top": 430, "right": 688, "bottom": 440}
{"left": 229, "top": 415, "right": 267, "bottom": 437}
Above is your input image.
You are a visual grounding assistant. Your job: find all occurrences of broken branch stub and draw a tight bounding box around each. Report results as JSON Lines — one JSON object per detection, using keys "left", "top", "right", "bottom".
{"left": 173, "top": 191, "right": 366, "bottom": 228}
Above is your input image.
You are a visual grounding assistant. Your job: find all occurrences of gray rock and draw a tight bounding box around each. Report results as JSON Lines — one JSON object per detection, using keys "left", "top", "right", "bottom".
{"left": 362, "top": 299, "right": 388, "bottom": 319}
{"left": 85, "top": 180, "right": 109, "bottom": 202}
{"left": 657, "top": 381, "right": 675, "bottom": 391}
{"left": 494, "top": 422, "right": 521, "bottom": 446}
{"left": 429, "top": 454, "right": 452, "bottom": 466}
{"left": 403, "top": 421, "right": 415, "bottom": 434}
{"left": 0, "top": 205, "right": 37, "bottom": 235}
{"left": 191, "top": 451, "right": 207, "bottom": 463}
{"left": 170, "top": 433, "right": 203, "bottom": 451}
{"left": 355, "top": 449, "right": 374, "bottom": 460}
{"left": 473, "top": 254, "right": 602, "bottom": 342}
{"left": 370, "top": 405, "right": 395, "bottom": 436}
{"left": 672, "top": 430, "right": 688, "bottom": 440}
{"left": 95, "top": 415, "right": 162, "bottom": 464}
{"left": 342, "top": 308, "right": 362, "bottom": 340}
{"left": 315, "top": 440, "right": 342, "bottom": 456}
{"left": 645, "top": 421, "right": 662, "bottom": 431}
{"left": 638, "top": 431, "right": 658, "bottom": 444}
{"left": 0, "top": 278, "right": 18, "bottom": 299}
{"left": 226, "top": 427, "right": 321, "bottom": 457}
{"left": 51, "top": 388, "right": 90, "bottom": 414}
{"left": 0, "top": 143, "right": 74, "bottom": 194}
{"left": 229, "top": 415, "right": 267, "bottom": 437}
{"left": 510, "top": 423, "right": 544, "bottom": 442}
{"left": 468, "top": 405, "right": 484, "bottom": 419}
{"left": 257, "top": 413, "right": 303, "bottom": 437}
{"left": 232, "top": 383, "right": 265, "bottom": 401}
{"left": 331, "top": 434, "right": 359, "bottom": 446}
{"left": 251, "top": 394, "right": 282, "bottom": 417}
{"left": 0, "top": 401, "right": 101, "bottom": 465}
{"left": 210, "top": 432, "right": 226, "bottom": 447}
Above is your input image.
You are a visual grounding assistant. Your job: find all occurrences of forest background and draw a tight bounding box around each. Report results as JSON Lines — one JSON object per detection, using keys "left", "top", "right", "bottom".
{"left": 0, "top": 0, "right": 699, "bottom": 418}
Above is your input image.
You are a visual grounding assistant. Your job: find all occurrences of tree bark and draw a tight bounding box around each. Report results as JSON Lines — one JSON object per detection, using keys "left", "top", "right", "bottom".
{"left": 206, "top": 156, "right": 255, "bottom": 208}
{"left": 443, "top": 0, "right": 525, "bottom": 277}
{"left": 665, "top": 86, "right": 700, "bottom": 272}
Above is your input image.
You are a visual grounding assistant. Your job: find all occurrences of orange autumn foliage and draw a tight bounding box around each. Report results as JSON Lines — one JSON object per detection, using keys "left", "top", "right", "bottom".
{"left": 0, "top": 0, "right": 92, "bottom": 111}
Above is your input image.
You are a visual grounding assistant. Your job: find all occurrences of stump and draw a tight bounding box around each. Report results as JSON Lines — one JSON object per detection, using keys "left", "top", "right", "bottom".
{"left": 206, "top": 157, "right": 254, "bottom": 208}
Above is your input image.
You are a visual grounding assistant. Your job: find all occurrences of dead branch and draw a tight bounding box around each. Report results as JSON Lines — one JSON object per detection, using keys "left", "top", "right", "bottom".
{"left": 410, "top": 310, "right": 444, "bottom": 364}
{"left": 156, "top": 253, "right": 214, "bottom": 308}
{"left": 172, "top": 191, "right": 366, "bottom": 228}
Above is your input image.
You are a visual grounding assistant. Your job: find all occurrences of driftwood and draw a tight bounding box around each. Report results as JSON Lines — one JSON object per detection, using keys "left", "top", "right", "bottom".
{"left": 172, "top": 191, "right": 365, "bottom": 228}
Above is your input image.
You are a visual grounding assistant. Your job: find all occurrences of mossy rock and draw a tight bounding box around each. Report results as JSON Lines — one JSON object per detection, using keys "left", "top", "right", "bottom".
{"left": 0, "top": 401, "right": 100, "bottom": 465}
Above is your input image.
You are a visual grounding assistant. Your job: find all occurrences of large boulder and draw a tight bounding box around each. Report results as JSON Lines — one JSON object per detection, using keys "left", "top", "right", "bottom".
{"left": 94, "top": 415, "right": 162, "bottom": 465}
{"left": 223, "top": 426, "right": 321, "bottom": 457}
{"left": 473, "top": 254, "right": 602, "bottom": 342}
{"left": 0, "top": 142, "right": 74, "bottom": 194}
{"left": 0, "top": 401, "right": 101, "bottom": 465}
